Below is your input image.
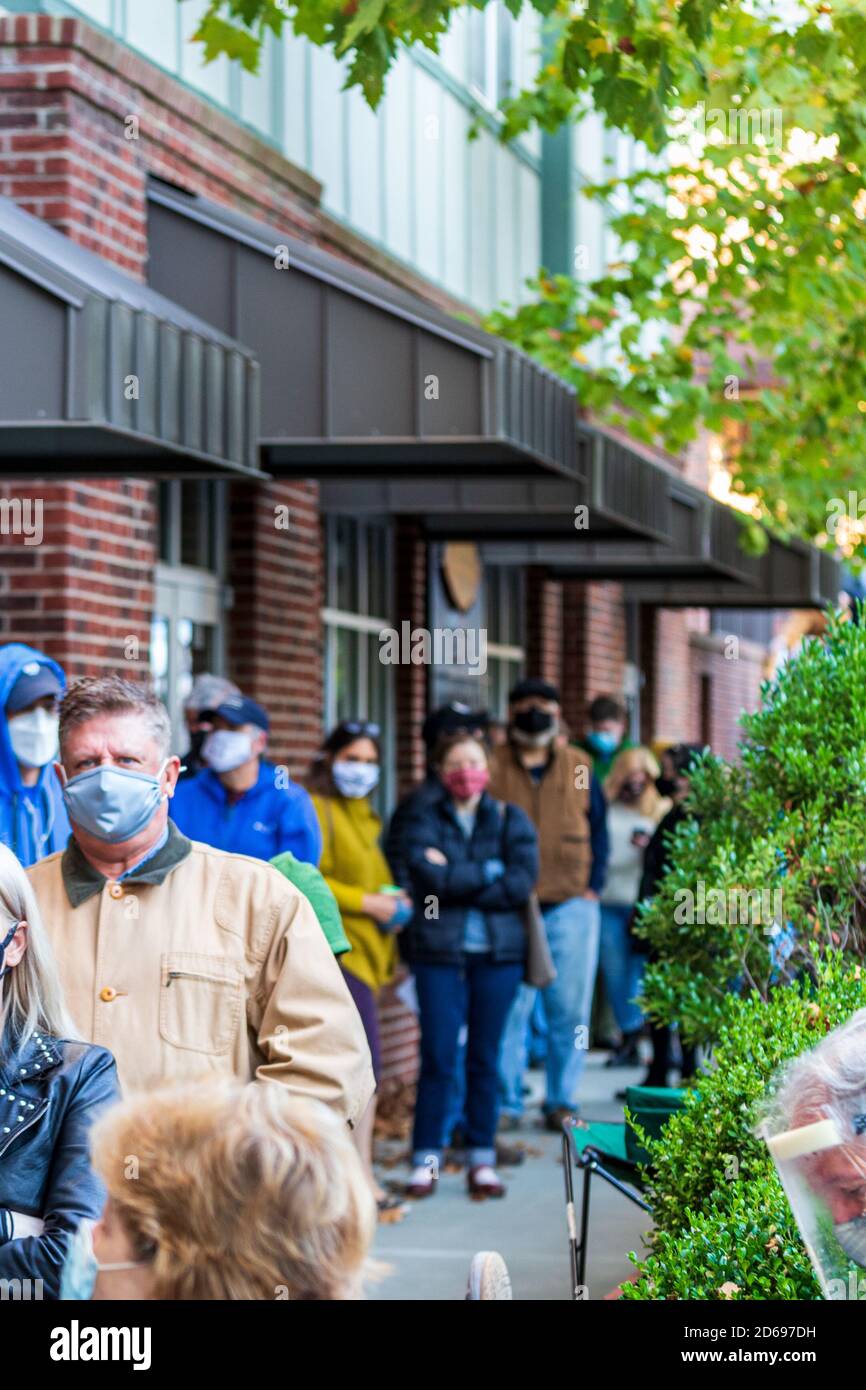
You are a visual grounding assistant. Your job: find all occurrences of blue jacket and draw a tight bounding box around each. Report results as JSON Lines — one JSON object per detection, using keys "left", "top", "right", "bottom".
{"left": 170, "top": 763, "right": 322, "bottom": 865}
{"left": 0, "top": 644, "right": 70, "bottom": 867}
{"left": 402, "top": 788, "right": 539, "bottom": 966}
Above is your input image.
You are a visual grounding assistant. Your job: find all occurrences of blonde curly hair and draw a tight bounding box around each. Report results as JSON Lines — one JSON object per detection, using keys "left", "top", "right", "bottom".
{"left": 89, "top": 1077, "right": 378, "bottom": 1300}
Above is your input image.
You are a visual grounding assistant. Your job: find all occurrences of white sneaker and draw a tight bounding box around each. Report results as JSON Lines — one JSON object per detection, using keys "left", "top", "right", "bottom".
{"left": 466, "top": 1251, "right": 513, "bottom": 1300}
{"left": 406, "top": 1165, "right": 436, "bottom": 1198}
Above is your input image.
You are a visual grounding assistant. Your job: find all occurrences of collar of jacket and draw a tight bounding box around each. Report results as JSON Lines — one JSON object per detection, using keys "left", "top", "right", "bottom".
{"left": 0, "top": 1029, "right": 63, "bottom": 1093}
{"left": 197, "top": 764, "right": 270, "bottom": 804}
{"left": 61, "top": 819, "right": 194, "bottom": 908}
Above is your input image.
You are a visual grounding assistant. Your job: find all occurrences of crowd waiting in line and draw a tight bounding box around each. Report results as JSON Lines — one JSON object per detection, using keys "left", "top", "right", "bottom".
{"left": 0, "top": 638, "right": 703, "bottom": 1298}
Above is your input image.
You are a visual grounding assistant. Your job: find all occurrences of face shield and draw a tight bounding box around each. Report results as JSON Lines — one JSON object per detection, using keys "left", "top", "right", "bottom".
{"left": 761, "top": 1108, "right": 866, "bottom": 1300}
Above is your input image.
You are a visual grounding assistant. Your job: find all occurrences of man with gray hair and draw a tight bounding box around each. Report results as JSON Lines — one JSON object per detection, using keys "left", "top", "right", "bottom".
{"left": 26, "top": 676, "right": 374, "bottom": 1125}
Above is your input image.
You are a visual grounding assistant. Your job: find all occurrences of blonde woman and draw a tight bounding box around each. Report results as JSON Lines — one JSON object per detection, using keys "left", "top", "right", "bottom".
{"left": 0, "top": 842, "right": 119, "bottom": 1298}
{"left": 600, "top": 747, "right": 669, "bottom": 1066}
{"left": 62, "top": 1078, "right": 378, "bottom": 1301}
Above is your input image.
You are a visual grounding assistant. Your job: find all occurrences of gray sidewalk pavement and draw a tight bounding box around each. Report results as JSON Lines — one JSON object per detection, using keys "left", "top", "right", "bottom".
{"left": 370, "top": 1052, "right": 653, "bottom": 1301}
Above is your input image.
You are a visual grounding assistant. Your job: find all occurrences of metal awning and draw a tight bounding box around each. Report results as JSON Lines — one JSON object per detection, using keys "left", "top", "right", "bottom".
{"left": 0, "top": 196, "right": 262, "bottom": 476}
{"left": 147, "top": 182, "right": 584, "bottom": 484}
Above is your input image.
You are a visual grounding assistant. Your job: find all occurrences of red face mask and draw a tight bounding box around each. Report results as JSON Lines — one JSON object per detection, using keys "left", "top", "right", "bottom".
{"left": 442, "top": 766, "right": 489, "bottom": 800}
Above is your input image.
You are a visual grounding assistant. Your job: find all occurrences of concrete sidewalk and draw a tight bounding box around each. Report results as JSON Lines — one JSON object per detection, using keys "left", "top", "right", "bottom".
{"left": 370, "top": 1052, "right": 652, "bottom": 1301}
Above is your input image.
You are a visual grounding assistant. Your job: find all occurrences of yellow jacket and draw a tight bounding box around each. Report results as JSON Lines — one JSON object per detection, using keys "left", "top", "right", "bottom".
{"left": 312, "top": 794, "right": 397, "bottom": 993}
{"left": 27, "top": 830, "right": 375, "bottom": 1126}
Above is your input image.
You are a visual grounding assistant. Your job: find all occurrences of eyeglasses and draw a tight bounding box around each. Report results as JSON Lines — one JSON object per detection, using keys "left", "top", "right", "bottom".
{"left": 340, "top": 720, "right": 381, "bottom": 738}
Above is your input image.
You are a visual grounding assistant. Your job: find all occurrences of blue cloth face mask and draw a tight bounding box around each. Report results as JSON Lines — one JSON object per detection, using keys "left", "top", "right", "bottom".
{"left": 332, "top": 760, "right": 380, "bottom": 800}
{"left": 586, "top": 729, "right": 620, "bottom": 757}
{"left": 60, "top": 1220, "right": 148, "bottom": 1301}
{"left": 61, "top": 761, "right": 169, "bottom": 844}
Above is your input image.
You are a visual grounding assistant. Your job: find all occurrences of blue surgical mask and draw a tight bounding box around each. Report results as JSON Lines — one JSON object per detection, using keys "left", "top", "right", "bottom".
{"left": 60, "top": 1220, "right": 147, "bottom": 1300}
{"left": 586, "top": 730, "right": 620, "bottom": 757}
{"left": 62, "top": 762, "right": 169, "bottom": 844}
{"left": 332, "top": 760, "right": 380, "bottom": 800}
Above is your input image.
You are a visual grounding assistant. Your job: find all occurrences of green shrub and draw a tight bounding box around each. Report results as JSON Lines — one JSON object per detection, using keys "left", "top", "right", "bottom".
{"left": 635, "top": 609, "right": 866, "bottom": 1044}
{"left": 622, "top": 954, "right": 866, "bottom": 1300}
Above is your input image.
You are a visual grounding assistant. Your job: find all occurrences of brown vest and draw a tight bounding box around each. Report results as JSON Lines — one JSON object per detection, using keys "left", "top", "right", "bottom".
{"left": 488, "top": 742, "right": 593, "bottom": 903}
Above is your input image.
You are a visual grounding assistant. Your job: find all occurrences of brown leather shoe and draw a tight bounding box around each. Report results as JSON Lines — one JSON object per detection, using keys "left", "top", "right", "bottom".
{"left": 467, "top": 1165, "right": 506, "bottom": 1200}
{"left": 406, "top": 1166, "right": 438, "bottom": 1199}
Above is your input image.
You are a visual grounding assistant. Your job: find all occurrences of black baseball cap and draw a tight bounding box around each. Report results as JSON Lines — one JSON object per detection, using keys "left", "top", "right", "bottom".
{"left": 508, "top": 677, "right": 560, "bottom": 705}
{"left": 422, "top": 702, "right": 488, "bottom": 751}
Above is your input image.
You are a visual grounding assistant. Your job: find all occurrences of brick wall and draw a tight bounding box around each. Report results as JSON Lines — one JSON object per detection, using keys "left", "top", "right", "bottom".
{"left": 392, "top": 520, "right": 429, "bottom": 799}
{"left": 227, "top": 480, "right": 323, "bottom": 778}
{"left": 561, "top": 579, "right": 626, "bottom": 737}
{"left": 0, "top": 478, "right": 155, "bottom": 678}
{"left": 688, "top": 633, "right": 765, "bottom": 761}
{"left": 525, "top": 568, "right": 563, "bottom": 690}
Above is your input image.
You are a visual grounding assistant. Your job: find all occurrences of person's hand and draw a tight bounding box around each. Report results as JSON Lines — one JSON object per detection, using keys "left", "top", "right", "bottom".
{"left": 362, "top": 892, "right": 411, "bottom": 926}
{"left": 424, "top": 847, "right": 448, "bottom": 866}
{"left": 583, "top": 889, "right": 599, "bottom": 901}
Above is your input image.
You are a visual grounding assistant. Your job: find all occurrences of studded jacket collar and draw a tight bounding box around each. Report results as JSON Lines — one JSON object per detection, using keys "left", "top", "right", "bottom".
{"left": 0, "top": 1032, "right": 63, "bottom": 1158}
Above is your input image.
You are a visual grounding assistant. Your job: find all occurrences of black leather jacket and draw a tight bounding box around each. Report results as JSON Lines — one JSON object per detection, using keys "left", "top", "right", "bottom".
{"left": 0, "top": 1033, "right": 119, "bottom": 1299}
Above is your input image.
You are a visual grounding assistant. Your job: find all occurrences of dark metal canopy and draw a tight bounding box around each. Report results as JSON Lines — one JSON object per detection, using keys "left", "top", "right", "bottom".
{"left": 147, "top": 182, "right": 584, "bottom": 484}
{"left": 0, "top": 195, "right": 262, "bottom": 476}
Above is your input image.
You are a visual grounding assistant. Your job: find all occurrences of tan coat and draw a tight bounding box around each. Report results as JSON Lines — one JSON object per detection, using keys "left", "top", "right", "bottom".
{"left": 488, "top": 743, "right": 592, "bottom": 903}
{"left": 27, "top": 840, "right": 375, "bottom": 1126}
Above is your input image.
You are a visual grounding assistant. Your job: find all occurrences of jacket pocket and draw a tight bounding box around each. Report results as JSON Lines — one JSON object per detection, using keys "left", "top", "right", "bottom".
{"left": 159, "top": 952, "right": 244, "bottom": 1056}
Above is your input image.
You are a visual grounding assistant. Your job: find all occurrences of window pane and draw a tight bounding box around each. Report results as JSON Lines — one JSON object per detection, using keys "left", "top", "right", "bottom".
{"left": 335, "top": 517, "right": 359, "bottom": 612}
{"left": 151, "top": 616, "right": 169, "bottom": 702}
{"left": 367, "top": 524, "right": 388, "bottom": 619}
{"left": 179, "top": 481, "right": 216, "bottom": 570}
{"left": 333, "top": 627, "right": 360, "bottom": 722}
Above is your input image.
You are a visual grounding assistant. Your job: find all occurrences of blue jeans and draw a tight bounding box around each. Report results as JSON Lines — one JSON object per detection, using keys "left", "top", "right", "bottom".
{"left": 499, "top": 895, "right": 601, "bottom": 1115}
{"left": 412, "top": 956, "right": 523, "bottom": 1168}
{"left": 599, "top": 903, "right": 645, "bottom": 1035}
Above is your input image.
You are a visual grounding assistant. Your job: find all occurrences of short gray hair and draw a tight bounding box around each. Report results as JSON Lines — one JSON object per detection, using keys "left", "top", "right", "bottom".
{"left": 767, "top": 1007, "right": 866, "bottom": 1141}
{"left": 59, "top": 675, "right": 171, "bottom": 759}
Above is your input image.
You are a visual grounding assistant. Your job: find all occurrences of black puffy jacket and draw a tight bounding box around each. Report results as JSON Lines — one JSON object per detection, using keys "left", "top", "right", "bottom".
{"left": 0, "top": 1033, "right": 119, "bottom": 1299}
{"left": 402, "top": 788, "right": 539, "bottom": 966}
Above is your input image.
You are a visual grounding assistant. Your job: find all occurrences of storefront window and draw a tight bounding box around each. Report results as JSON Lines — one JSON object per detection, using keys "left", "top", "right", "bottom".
{"left": 323, "top": 516, "right": 394, "bottom": 810}
{"left": 154, "top": 481, "right": 228, "bottom": 753}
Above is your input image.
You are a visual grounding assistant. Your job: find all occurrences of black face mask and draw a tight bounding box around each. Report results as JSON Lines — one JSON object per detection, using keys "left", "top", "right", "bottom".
{"left": 189, "top": 729, "right": 207, "bottom": 759}
{"left": 512, "top": 708, "right": 555, "bottom": 736}
{"left": 655, "top": 775, "right": 678, "bottom": 797}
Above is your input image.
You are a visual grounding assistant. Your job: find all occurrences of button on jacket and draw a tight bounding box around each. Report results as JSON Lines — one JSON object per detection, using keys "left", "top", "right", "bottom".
{"left": 0, "top": 1034, "right": 119, "bottom": 1300}
{"left": 27, "top": 823, "right": 375, "bottom": 1125}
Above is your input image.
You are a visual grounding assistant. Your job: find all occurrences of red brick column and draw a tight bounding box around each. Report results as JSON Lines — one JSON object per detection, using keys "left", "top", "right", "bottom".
{"left": 392, "top": 520, "right": 428, "bottom": 798}
{"left": 525, "top": 567, "right": 563, "bottom": 690}
{"left": 0, "top": 478, "right": 155, "bottom": 678}
{"left": 560, "top": 579, "right": 626, "bottom": 737}
{"left": 226, "top": 480, "right": 322, "bottom": 777}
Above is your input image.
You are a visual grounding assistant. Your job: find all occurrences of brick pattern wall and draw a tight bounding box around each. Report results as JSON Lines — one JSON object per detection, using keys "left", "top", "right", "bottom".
{"left": 227, "top": 480, "right": 323, "bottom": 777}
{"left": 0, "top": 479, "right": 155, "bottom": 678}
{"left": 688, "top": 634, "right": 765, "bottom": 762}
{"left": 525, "top": 568, "right": 563, "bottom": 690}
{"left": 561, "top": 579, "right": 626, "bottom": 738}
{"left": 392, "top": 520, "right": 428, "bottom": 799}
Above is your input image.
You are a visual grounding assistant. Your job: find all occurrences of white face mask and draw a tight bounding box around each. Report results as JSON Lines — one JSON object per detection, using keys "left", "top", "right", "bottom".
{"left": 202, "top": 729, "right": 254, "bottom": 773}
{"left": 8, "top": 707, "right": 59, "bottom": 769}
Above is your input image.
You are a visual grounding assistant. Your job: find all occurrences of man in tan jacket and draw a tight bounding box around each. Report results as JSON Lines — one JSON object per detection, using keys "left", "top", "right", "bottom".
{"left": 27, "top": 676, "right": 374, "bottom": 1126}
{"left": 488, "top": 677, "right": 609, "bottom": 1132}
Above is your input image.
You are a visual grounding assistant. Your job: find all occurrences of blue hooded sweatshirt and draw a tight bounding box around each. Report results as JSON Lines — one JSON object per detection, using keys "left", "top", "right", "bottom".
{"left": 0, "top": 644, "right": 71, "bottom": 867}
{"left": 170, "top": 763, "right": 322, "bottom": 866}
